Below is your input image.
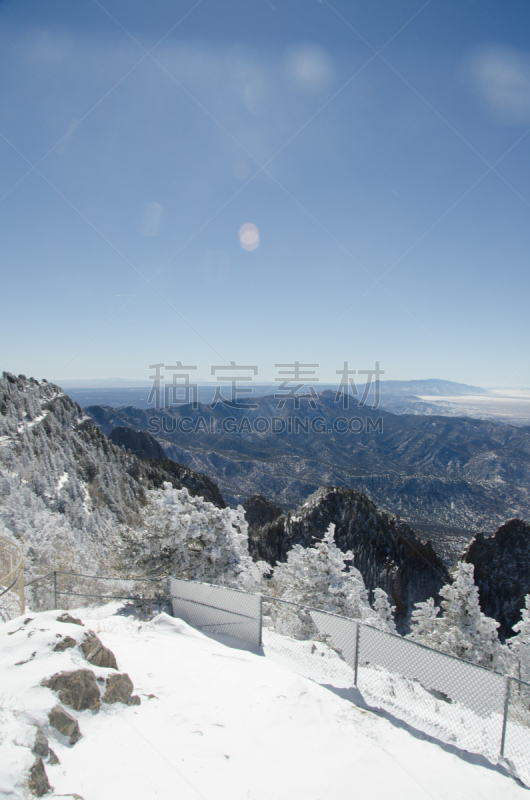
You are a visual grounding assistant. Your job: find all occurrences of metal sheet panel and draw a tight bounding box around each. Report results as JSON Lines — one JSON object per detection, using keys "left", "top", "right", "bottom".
{"left": 169, "top": 577, "right": 261, "bottom": 646}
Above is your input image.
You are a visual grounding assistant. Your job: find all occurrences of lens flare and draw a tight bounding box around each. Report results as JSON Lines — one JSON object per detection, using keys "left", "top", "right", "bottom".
{"left": 284, "top": 44, "right": 334, "bottom": 95}
{"left": 468, "top": 46, "right": 530, "bottom": 124}
{"left": 239, "top": 223, "right": 260, "bottom": 251}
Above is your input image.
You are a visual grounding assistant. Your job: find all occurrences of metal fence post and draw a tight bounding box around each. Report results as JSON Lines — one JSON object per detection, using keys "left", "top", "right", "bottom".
{"left": 500, "top": 676, "right": 511, "bottom": 758}
{"left": 259, "top": 596, "right": 263, "bottom": 647}
{"left": 53, "top": 571, "right": 57, "bottom": 610}
{"left": 353, "top": 622, "right": 360, "bottom": 686}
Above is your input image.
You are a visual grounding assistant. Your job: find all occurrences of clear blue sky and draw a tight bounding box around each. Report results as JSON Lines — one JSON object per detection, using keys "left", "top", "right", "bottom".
{"left": 1, "top": 0, "right": 530, "bottom": 386}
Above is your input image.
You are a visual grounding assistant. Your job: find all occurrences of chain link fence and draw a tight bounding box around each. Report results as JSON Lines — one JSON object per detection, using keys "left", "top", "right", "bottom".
{"left": 262, "top": 597, "right": 511, "bottom": 760}
{"left": 24, "top": 571, "right": 168, "bottom": 619}
{"left": 0, "top": 536, "right": 25, "bottom": 622}
{"left": 168, "top": 581, "right": 530, "bottom": 788}
{"left": 12, "top": 570, "right": 530, "bottom": 786}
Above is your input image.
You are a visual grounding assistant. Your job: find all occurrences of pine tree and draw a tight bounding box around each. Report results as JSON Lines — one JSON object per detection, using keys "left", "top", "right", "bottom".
{"left": 508, "top": 595, "right": 530, "bottom": 682}
{"left": 372, "top": 587, "right": 396, "bottom": 632}
{"left": 140, "top": 482, "right": 263, "bottom": 590}
{"left": 408, "top": 596, "right": 440, "bottom": 644}
{"left": 426, "top": 562, "right": 502, "bottom": 668}
{"left": 269, "top": 523, "right": 376, "bottom": 638}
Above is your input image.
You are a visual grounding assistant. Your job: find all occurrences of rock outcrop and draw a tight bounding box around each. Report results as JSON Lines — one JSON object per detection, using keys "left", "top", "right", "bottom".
{"left": 250, "top": 486, "right": 448, "bottom": 626}
{"left": 28, "top": 757, "right": 51, "bottom": 797}
{"left": 32, "top": 730, "right": 49, "bottom": 759}
{"left": 109, "top": 425, "right": 167, "bottom": 460}
{"left": 48, "top": 705, "right": 82, "bottom": 745}
{"left": 53, "top": 636, "right": 77, "bottom": 652}
{"left": 106, "top": 420, "right": 227, "bottom": 508}
{"left": 57, "top": 613, "right": 82, "bottom": 626}
{"left": 102, "top": 673, "right": 134, "bottom": 704}
{"left": 135, "top": 457, "right": 227, "bottom": 509}
{"left": 462, "top": 518, "right": 530, "bottom": 639}
{"left": 244, "top": 494, "right": 283, "bottom": 529}
{"left": 81, "top": 631, "right": 118, "bottom": 669}
{"left": 42, "top": 669, "right": 101, "bottom": 711}
{"left": 245, "top": 494, "right": 284, "bottom": 562}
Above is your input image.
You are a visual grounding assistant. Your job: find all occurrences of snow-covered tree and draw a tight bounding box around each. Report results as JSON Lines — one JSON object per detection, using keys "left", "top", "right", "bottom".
{"left": 419, "top": 562, "right": 502, "bottom": 668}
{"left": 372, "top": 587, "right": 396, "bottom": 632}
{"left": 268, "top": 524, "right": 378, "bottom": 638}
{"left": 139, "top": 482, "right": 264, "bottom": 590}
{"left": 507, "top": 595, "right": 530, "bottom": 682}
{"left": 408, "top": 596, "right": 440, "bottom": 644}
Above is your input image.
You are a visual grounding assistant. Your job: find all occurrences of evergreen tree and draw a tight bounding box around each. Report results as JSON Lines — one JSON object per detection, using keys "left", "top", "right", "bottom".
{"left": 269, "top": 524, "right": 377, "bottom": 638}
{"left": 508, "top": 594, "right": 530, "bottom": 682}
{"left": 372, "top": 587, "right": 396, "bottom": 632}
{"left": 425, "top": 562, "right": 502, "bottom": 668}
{"left": 140, "top": 482, "right": 263, "bottom": 590}
{"left": 408, "top": 596, "right": 440, "bottom": 644}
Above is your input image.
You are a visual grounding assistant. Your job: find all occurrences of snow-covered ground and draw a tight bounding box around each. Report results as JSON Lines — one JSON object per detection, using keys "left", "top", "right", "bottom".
{"left": 1, "top": 605, "right": 528, "bottom": 800}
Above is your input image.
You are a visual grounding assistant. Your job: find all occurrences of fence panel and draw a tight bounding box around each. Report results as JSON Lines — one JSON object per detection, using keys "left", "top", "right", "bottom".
{"left": 358, "top": 624, "right": 505, "bottom": 716}
{"left": 265, "top": 598, "right": 520, "bottom": 777}
{"left": 169, "top": 577, "right": 262, "bottom": 646}
{"left": 504, "top": 678, "right": 530, "bottom": 786}
{"left": 259, "top": 598, "right": 356, "bottom": 686}
{"left": 24, "top": 571, "right": 167, "bottom": 617}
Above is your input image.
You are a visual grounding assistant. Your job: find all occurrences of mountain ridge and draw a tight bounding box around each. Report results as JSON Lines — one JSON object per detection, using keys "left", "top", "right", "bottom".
{"left": 85, "top": 393, "right": 530, "bottom": 559}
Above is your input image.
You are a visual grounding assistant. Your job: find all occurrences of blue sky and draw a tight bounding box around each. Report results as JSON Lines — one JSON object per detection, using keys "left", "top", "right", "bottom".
{"left": 1, "top": 0, "right": 530, "bottom": 387}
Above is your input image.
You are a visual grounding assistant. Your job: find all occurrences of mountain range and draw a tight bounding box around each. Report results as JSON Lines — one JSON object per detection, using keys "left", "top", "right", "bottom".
{"left": 85, "top": 391, "right": 530, "bottom": 561}
{"left": 3, "top": 371, "right": 530, "bottom": 634}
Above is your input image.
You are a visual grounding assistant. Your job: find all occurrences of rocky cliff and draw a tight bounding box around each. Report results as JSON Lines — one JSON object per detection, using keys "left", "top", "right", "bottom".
{"left": 249, "top": 486, "right": 449, "bottom": 627}
{"left": 109, "top": 425, "right": 226, "bottom": 508}
{"left": 109, "top": 426, "right": 166, "bottom": 460}
{"left": 463, "top": 518, "right": 530, "bottom": 639}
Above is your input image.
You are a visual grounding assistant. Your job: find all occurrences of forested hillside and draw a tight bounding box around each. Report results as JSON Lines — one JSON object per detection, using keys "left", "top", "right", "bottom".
{"left": 0, "top": 374, "right": 248, "bottom": 583}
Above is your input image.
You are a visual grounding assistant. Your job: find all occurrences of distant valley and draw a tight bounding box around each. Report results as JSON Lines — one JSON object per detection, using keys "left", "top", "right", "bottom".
{"left": 84, "top": 385, "right": 530, "bottom": 562}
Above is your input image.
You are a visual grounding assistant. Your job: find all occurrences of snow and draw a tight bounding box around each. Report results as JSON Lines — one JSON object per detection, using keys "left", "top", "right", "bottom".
{"left": 56, "top": 472, "right": 69, "bottom": 492}
{"left": 1, "top": 607, "right": 528, "bottom": 800}
{"left": 17, "top": 412, "right": 49, "bottom": 434}
{"left": 261, "top": 624, "right": 523, "bottom": 768}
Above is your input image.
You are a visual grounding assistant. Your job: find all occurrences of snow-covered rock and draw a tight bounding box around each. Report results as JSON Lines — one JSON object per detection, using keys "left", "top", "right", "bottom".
{"left": 1, "top": 606, "right": 528, "bottom": 799}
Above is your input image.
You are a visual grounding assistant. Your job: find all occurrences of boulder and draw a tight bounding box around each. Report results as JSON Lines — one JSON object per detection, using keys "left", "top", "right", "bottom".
{"left": 42, "top": 669, "right": 100, "bottom": 711}
{"left": 53, "top": 636, "right": 77, "bottom": 652}
{"left": 49, "top": 748, "right": 60, "bottom": 765}
{"left": 48, "top": 705, "right": 81, "bottom": 745}
{"left": 103, "top": 673, "right": 134, "bottom": 704}
{"left": 32, "top": 730, "right": 49, "bottom": 759}
{"left": 28, "top": 757, "right": 51, "bottom": 797}
{"left": 81, "top": 631, "right": 118, "bottom": 670}
{"left": 127, "top": 695, "right": 141, "bottom": 706}
{"left": 56, "top": 613, "right": 82, "bottom": 626}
